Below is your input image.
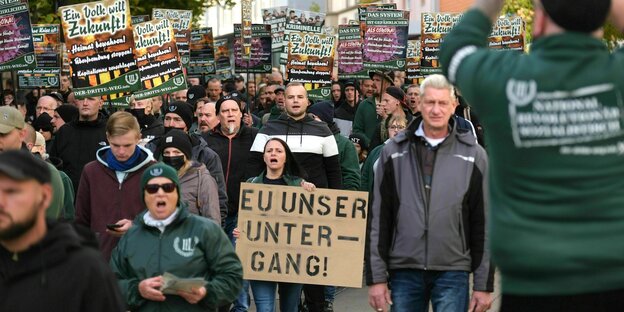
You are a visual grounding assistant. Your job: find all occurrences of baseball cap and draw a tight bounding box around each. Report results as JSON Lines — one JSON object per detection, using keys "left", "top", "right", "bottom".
{"left": 0, "top": 106, "right": 25, "bottom": 134}
{"left": 0, "top": 150, "right": 51, "bottom": 184}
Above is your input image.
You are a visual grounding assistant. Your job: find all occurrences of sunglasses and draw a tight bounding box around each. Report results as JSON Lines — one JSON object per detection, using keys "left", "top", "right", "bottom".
{"left": 145, "top": 183, "right": 176, "bottom": 194}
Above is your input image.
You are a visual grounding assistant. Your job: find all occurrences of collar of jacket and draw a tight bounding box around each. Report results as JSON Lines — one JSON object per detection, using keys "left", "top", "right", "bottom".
{"left": 277, "top": 112, "right": 314, "bottom": 123}
{"left": 251, "top": 171, "right": 299, "bottom": 185}
{"left": 137, "top": 204, "right": 191, "bottom": 230}
{"left": 72, "top": 114, "right": 106, "bottom": 128}
{"left": 394, "top": 116, "right": 476, "bottom": 147}
{"left": 531, "top": 32, "right": 607, "bottom": 56}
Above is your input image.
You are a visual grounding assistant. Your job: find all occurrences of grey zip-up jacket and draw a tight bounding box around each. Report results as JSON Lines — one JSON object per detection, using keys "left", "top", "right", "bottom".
{"left": 365, "top": 117, "right": 494, "bottom": 292}
{"left": 179, "top": 161, "right": 221, "bottom": 224}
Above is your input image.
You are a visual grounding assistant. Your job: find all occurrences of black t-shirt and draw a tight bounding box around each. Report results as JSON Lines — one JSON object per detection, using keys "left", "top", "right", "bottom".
{"left": 263, "top": 176, "right": 287, "bottom": 185}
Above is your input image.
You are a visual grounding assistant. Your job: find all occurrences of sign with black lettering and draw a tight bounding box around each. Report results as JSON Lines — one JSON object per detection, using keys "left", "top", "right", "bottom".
{"left": 236, "top": 183, "right": 368, "bottom": 288}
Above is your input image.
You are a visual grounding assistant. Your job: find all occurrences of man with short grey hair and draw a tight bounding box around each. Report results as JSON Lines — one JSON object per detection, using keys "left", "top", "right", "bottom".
{"left": 367, "top": 74, "right": 493, "bottom": 312}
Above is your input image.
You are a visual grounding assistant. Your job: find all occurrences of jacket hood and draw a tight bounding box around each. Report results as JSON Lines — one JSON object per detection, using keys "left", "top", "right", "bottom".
{"left": 96, "top": 144, "right": 155, "bottom": 173}
{"left": 0, "top": 221, "right": 98, "bottom": 285}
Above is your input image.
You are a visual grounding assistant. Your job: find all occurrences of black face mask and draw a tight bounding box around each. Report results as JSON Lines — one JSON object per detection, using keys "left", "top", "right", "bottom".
{"left": 162, "top": 155, "right": 185, "bottom": 170}
{"left": 129, "top": 108, "right": 149, "bottom": 126}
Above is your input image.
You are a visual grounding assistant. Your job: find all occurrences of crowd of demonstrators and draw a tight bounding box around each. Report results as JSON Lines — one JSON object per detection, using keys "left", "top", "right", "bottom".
{"left": 49, "top": 96, "right": 108, "bottom": 193}
{"left": 367, "top": 74, "right": 493, "bottom": 312}
{"left": 440, "top": 0, "right": 624, "bottom": 310}
{"left": 145, "top": 101, "right": 228, "bottom": 225}
{"left": 353, "top": 71, "right": 394, "bottom": 148}
{"left": 75, "top": 111, "right": 155, "bottom": 261}
{"left": 157, "top": 129, "right": 221, "bottom": 223}
{"left": 110, "top": 163, "right": 243, "bottom": 311}
{"left": 0, "top": 150, "right": 126, "bottom": 311}
{"left": 233, "top": 138, "right": 316, "bottom": 312}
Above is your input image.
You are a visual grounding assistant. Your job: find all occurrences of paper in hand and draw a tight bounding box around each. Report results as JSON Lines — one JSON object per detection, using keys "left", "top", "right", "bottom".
{"left": 161, "top": 272, "right": 207, "bottom": 295}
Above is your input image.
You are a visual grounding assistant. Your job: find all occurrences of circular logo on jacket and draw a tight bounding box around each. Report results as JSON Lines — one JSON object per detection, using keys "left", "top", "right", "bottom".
{"left": 174, "top": 236, "right": 199, "bottom": 257}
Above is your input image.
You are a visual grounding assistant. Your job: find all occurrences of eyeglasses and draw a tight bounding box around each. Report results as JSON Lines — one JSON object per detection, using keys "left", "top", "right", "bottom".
{"left": 145, "top": 183, "right": 176, "bottom": 194}
{"left": 389, "top": 125, "right": 406, "bottom": 131}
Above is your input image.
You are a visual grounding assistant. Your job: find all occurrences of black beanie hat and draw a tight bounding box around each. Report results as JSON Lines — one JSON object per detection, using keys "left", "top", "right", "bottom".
{"left": 165, "top": 101, "right": 194, "bottom": 130}
{"left": 33, "top": 112, "right": 54, "bottom": 133}
{"left": 55, "top": 104, "right": 79, "bottom": 123}
{"left": 541, "top": 0, "right": 610, "bottom": 33}
{"left": 307, "top": 100, "right": 334, "bottom": 124}
{"left": 158, "top": 129, "right": 193, "bottom": 160}
{"left": 215, "top": 95, "right": 242, "bottom": 113}
{"left": 349, "top": 133, "right": 369, "bottom": 151}
{"left": 384, "top": 86, "right": 405, "bottom": 103}
{"left": 187, "top": 85, "right": 206, "bottom": 107}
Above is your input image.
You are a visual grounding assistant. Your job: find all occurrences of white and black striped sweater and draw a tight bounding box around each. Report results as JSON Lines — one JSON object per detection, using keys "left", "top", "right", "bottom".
{"left": 248, "top": 114, "right": 343, "bottom": 189}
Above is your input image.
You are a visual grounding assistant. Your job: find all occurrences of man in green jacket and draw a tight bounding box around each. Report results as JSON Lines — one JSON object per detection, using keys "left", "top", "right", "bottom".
{"left": 352, "top": 71, "right": 394, "bottom": 147}
{"left": 440, "top": 0, "right": 624, "bottom": 309}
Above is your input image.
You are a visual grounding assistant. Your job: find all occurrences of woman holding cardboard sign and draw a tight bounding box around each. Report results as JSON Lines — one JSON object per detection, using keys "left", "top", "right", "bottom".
{"left": 110, "top": 163, "right": 243, "bottom": 311}
{"left": 234, "top": 138, "right": 315, "bottom": 312}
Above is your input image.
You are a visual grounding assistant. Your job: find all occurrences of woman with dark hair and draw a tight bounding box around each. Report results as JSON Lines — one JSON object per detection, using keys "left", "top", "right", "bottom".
{"left": 233, "top": 137, "right": 315, "bottom": 312}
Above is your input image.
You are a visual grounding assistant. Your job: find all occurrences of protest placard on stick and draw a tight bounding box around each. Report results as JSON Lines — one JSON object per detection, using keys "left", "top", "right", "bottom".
{"left": 262, "top": 6, "right": 287, "bottom": 53}
{"left": 363, "top": 10, "right": 409, "bottom": 71}
{"left": 131, "top": 18, "right": 186, "bottom": 100}
{"left": 236, "top": 183, "right": 368, "bottom": 288}
{"left": 406, "top": 39, "right": 422, "bottom": 81}
{"left": 286, "top": 32, "right": 335, "bottom": 85}
{"left": 214, "top": 38, "right": 232, "bottom": 79}
{"left": 234, "top": 24, "right": 272, "bottom": 74}
{"left": 489, "top": 15, "right": 525, "bottom": 51}
{"left": 152, "top": 9, "right": 192, "bottom": 67}
{"left": 189, "top": 28, "right": 216, "bottom": 75}
{"left": 337, "top": 25, "right": 368, "bottom": 80}
{"left": 17, "top": 24, "right": 61, "bottom": 89}
{"left": 0, "top": 0, "right": 36, "bottom": 72}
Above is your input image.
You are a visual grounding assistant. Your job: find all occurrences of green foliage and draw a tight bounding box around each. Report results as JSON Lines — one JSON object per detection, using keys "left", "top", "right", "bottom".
{"left": 309, "top": 2, "right": 320, "bottom": 13}
{"left": 28, "top": 0, "right": 237, "bottom": 26}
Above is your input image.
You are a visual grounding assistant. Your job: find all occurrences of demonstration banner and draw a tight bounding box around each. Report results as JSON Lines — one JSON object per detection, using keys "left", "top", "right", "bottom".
{"left": 406, "top": 39, "right": 422, "bottom": 81}
{"left": 214, "top": 38, "right": 232, "bottom": 79}
{"left": 234, "top": 24, "right": 272, "bottom": 73}
{"left": 152, "top": 9, "right": 192, "bottom": 66}
{"left": 131, "top": 15, "right": 149, "bottom": 24}
{"left": 306, "top": 83, "right": 332, "bottom": 101}
{"left": 0, "top": 0, "right": 36, "bottom": 72}
{"left": 262, "top": 6, "right": 287, "bottom": 52}
{"left": 489, "top": 15, "right": 525, "bottom": 51}
{"left": 241, "top": 0, "right": 252, "bottom": 59}
{"left": 189, "top": 28, "right": 216, "bottom": 75}
{"left": 363, "top": 9, "right": 409, "bottom": 71}
{"left": 337, "top": 25, "right": 367, "bottom": 80}
{"left": 286, "top": 32, "right": 335, "bottom": 85}
{"left": 17, "top": 24, "right": 61, "bottom": 89}
{"left": 282, "top": 9, "right": 326, "bottom": 65}
{"left": 236, "top": 183, "right": 368, "bottom": 287}
{"left": 420, "top": 13, "right": 462, "bottom": 75}
{"left": 132, "top": 18, "right": 186, "bottom": 101}
{"left": 59, "top": 0, "right": 140, "bottom": 98}
{"left": 357, "top": 3, "right": 396, "bottom": 38}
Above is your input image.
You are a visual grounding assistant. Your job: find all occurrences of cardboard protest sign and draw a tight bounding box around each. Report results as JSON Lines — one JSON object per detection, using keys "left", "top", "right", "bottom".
{"left": 214, "top": 38, "right": 232, "bottom": 79}
{"left": 420, "top": 13, "right": 462, "bottom": 75}
{"left": 236, "top": 183, "right": 368, "bottom": 288}
{"left": 17, "top": 24, "right": 61, "bottom": 89}
{"left": 152, "top": 9, "right": 192, "bottom": 66}
{"left": 262, "top": 6, "right": 287, "bottom": 52}
{"left": 0, "top": 0, "right": 36, "bottom": 71}
{"left": 282, "top": 9, "right": 326, "bottom": 65}
{"left": 489, "top": 15, "right": 525, "bottom": 51}
{"left": 59, "top": 0, "right": 140, "bottom": 98}
{"left": 287, "top": 32, "right": 335, "bottom": 85}
{"left": 337, "top": 25, "right": 367, "bottom": 80}
{"left": 132, "top": 18, "right": 186, "bottom": 100}
{"left": 406, "top": 39, "right": 422, "bottom": 81}
{"left": 363, "top": 10, "right": 409, "bottom": 71}
{"left": 188, "top": 28, "right": 216, "bottom": 75}
{"left": 234, "top": 24, "right": 272, "bottom": 73}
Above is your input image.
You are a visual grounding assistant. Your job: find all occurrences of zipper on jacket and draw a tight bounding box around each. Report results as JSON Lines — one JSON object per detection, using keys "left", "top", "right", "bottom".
{"left": 225, "top": 137, "right": 233, "bottom": 187}
{"left": 459, "top": 212, "right": 466, "bottom": 253}
{"left": 158, "top": 231, "right": 164, "bottom": 272}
